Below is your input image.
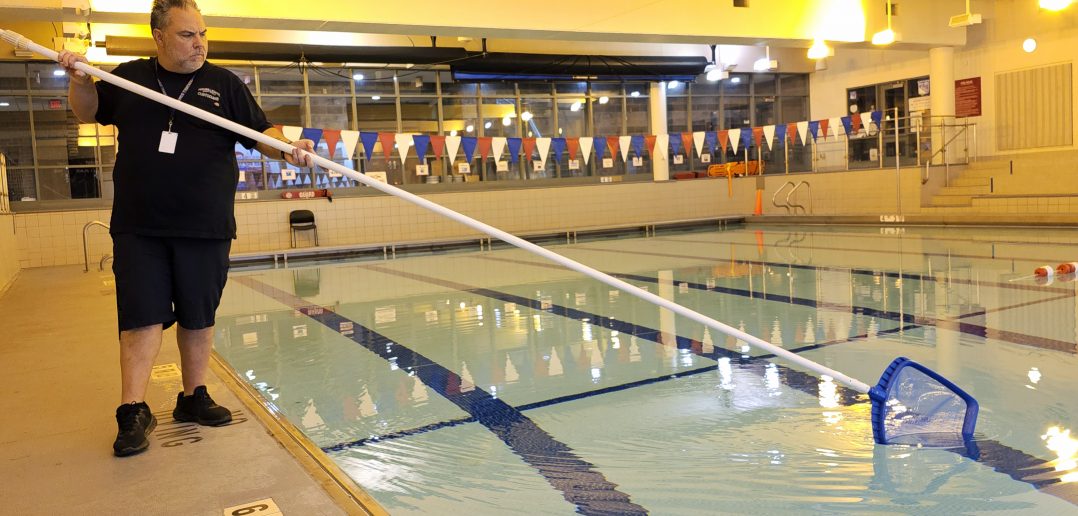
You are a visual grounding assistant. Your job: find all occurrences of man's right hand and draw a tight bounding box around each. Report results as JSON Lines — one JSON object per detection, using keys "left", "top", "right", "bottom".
{"left": 57, "top": 49, "right": 93, "bottom": 86}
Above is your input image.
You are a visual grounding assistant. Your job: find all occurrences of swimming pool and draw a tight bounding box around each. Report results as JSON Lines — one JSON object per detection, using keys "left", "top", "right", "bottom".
{"left": 215, "top": 224, "right": 1078, "bottom": 514}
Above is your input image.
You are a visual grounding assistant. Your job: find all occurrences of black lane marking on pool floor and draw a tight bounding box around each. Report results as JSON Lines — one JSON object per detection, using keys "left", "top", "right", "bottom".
{"left": 650, "top": 236, "right": 1078, "bottom": 295}
{"left": 535, "top": 246, "right": 1078, "bottom": 354}
{"left": 347, "top": 263, "right": 1077, "bottom": 502}
{"left": 232, "top": 276, "right": 649, "bottom": 516}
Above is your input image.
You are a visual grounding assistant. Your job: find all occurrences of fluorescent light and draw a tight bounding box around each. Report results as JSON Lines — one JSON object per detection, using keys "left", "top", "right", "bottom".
{"left": 1040, "top": 0, "right": 1073, "bottom": 11}
{"left": 570, "top": 101, "right": 582, "bottom": 112}
{"left": 0, "top": 102, "right": 9, "bottom": 107}
{"left": 630, "top": 91, "right": 640, "bottom": 97}
{"left": 352, "top": 73, "right": 364, "bottom": 81}
{"left": 520, "top": 111, "right": 533, "bottom": 121}
{"left": 598, "top": 96, "right": 609, "bottom": 104}
{"left": 871, "top": 28, "right": 895, "bottom": 45}
{"left": 807, "top": 39, "right": 831, "bottom": 60}
{"left": 1023, "top": 38, "right": 1037, "bottom": 52}
{"left": 53, "top": 69, "right": 66, "bottom": 77}
{"left": 667, "top": 80, "right": 680, "bottom": 89}
{"left": 465, "top": 124, "right": 474, "bottom": 132}
{"left": 706, "top": 68, "right": 725, "bottom": 81}
{"left": 484, "top": 121, "right": 492, "bottom": 129}
{"left": 371, "top": 95, "right": 380, "bottom": 100}
{"left": 502, "top": 116, "right": 511, "bottom": 126}
{"left": 730, "top": 77, "right": 741, "bottom": 84}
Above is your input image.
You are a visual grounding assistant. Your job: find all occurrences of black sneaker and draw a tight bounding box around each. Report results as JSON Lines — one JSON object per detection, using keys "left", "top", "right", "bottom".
{"left": 114, "top": 402, "right": 157, "bottom": 457}
{"left": 173, "top": 385, "right": 232, "bottom": 426}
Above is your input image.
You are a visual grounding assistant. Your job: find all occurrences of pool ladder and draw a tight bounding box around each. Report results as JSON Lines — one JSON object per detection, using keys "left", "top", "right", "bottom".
{"left": 83, "top": 220, "right": 111, "bottom": 272}
{"left": 772, "top": 181, "right": 812, "bottom": 214}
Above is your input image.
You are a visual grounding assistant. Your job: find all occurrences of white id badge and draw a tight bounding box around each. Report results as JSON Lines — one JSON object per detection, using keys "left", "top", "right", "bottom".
{"left": 159, "top": 131, "right": 178, "bottom": 154}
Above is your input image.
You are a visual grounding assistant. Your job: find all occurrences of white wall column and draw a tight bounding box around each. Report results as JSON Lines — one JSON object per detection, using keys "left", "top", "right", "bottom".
{"left": 929, "top": 47, "right": 955, "bottom": 165}
{"left": 649, "top": 82, "right": 670, "bottom": 181}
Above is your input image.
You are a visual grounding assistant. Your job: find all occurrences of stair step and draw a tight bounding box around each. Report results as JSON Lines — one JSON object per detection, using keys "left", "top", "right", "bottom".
{"left": 937, "top": 185, "right": 991, "bottom": 196}
{"left": 952, "top": 177, "right": 991, "bottom": 187}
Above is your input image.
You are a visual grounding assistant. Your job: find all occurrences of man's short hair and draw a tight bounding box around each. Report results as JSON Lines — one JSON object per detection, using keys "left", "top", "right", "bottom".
{"left": 150, "top": 0, "right": 200, "bottom": 31}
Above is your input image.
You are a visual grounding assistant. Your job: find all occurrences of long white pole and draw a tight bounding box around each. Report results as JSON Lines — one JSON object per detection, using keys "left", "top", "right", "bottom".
{"left": 2, "top": 30, "right": 871, "bottom": 394}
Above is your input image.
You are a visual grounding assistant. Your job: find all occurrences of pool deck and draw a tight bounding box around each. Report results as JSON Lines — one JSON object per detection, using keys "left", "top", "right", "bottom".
{"left": 0, "top": 265, "right": 383, "bottom": 515}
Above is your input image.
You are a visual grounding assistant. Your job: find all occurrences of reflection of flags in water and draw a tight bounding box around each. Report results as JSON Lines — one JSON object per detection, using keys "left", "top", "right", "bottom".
{"left": 548, "top": 347, "right": 564, "bottom": 376}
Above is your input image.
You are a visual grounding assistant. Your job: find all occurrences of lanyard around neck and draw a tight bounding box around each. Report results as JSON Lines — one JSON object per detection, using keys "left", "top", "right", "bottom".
{"left": 153, "top": 59, "right": 198, "bottom": 133}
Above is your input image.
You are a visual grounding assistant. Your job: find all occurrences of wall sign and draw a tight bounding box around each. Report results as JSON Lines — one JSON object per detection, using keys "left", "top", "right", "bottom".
{"left": 954, "top": 77, "right": 982, "bottom": 118}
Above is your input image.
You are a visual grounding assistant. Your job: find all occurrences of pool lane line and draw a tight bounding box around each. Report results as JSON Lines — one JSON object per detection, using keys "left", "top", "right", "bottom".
{"left": 649, "top": 236, "right": 1078, "bottom": 295}
{"left": 353, "top": 263, "right": 1078, "bottom": 501}
{"left": 232, "top": 276, "right": 650, "bottom": 516}
{"left": 471, "top": 253, "right": 1077, "bottom": 355}
{"left": 599, "top": 238, "right": 1078, "bottom": 295}
{"left": 737, "top": 226, "right": 1078, "bottom": 250}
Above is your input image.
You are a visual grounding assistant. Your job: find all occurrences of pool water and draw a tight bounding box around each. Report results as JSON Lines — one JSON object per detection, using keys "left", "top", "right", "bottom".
{"left": 215, "top": 224, "right": 1078, "bottom": 514}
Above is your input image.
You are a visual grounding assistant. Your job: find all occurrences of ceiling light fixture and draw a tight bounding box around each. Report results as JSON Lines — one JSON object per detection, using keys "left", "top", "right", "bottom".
{"left": 807, "top": 39, "right": 831, "bottom": 60}
{"left": 753, "top": 45, "right": 778, "bottom": 71}
{"left": 1040, "top": 0, "right": 1073, "bottom": 11}
{"left": 948, "top": 0, "right": 982, "bottom": 27}
{"left": 1023, "top": 38, "right": 1037, "bottom": 52}
{"left": 871, "top": 1, "right": 897, "bottom": 45}
{"left": 352, "top": 73, "right": 364, "bottom": 81}
{"left": 598, "top": 96, "right": 609, "bottom": 104}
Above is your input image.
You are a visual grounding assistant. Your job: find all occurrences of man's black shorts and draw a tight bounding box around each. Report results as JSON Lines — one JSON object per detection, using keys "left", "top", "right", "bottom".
{"left": 112, "top": 233, "right": 232, "bottom": 332}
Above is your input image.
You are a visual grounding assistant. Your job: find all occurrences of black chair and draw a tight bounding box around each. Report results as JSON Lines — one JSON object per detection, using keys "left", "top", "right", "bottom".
{"left": 289, "top": 209, "right": 318, "bottom": 247}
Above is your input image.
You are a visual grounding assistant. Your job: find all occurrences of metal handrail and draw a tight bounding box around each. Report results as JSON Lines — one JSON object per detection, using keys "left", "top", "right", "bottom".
{"left": 82, "top": 220, "right": 110, "bottom": 272}
{"left": 772, "top": 181, "right": 794, "bottom": 213}
{"left": 786, "top": 181, "right": 812, "bottom": 214}
{"left": 921, "top": 123, "right": 970, "bottom": 185}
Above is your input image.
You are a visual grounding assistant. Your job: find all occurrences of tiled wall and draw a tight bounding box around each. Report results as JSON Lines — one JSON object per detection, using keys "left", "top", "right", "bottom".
{"left": 13, "top": 209, "right": 112, "bottom": 270}
{"left": 0, "top": 214, "right": 18, "bottom": 293}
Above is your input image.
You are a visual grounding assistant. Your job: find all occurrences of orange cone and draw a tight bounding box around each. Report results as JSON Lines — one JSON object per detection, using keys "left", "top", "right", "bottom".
{"left": 753, "top": 189, "right": 763, "bottom": 216}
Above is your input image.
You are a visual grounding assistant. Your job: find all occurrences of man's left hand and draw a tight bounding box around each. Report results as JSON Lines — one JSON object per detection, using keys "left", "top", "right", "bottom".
{"left": 283, "top": 139, "right": 315, "bottom": 168}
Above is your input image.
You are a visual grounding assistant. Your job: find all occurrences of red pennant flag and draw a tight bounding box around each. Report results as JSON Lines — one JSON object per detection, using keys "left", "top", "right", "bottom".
{"left": 566, "top": 137, "right": 580, "bottom": 160}
{"left": 428, "top": 135, "right": 446, "bottom": 159}
{"left": 607, "top": 136, "right": 620, "bottom": 161}
{"left": 377, "top": 132, "right": 395, "bottom": 160}
{"left": 851, "top": 113, "right": 862, "bottom": 133}
{"left": 752, "top": 127, "right": 763, "bottom": 149}
{"left": 644, "top": 135, "right": 657, "bottom": 156}
{"left": 522, "top": 137, "right": 537, "bottom": 161}
{"left": 818, "top": 119, "right": 830, "bottom": 139}
{"left": 681, "top": 133, "right": 694, "bottom": 157}
{"left": 322, "top": 129, "right": 342, "bottom": 158}
{"left": 717, "top": 130, "right": 729, "bottom": 154}
{"left": 786, "top": 123, "right": 798, "bottom": 144}
{"left": 477, "top": 137, "right": 492, "bottom": 161}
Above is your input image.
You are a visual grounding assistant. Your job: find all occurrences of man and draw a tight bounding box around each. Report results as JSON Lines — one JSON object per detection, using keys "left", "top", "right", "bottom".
{"left": 59, "top": 0, "right": 315, "bottom": 457}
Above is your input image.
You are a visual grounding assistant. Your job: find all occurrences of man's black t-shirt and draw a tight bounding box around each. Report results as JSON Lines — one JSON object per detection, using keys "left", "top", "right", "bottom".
{"left": 96, "top": 58, "right": 272, "bottom": 239}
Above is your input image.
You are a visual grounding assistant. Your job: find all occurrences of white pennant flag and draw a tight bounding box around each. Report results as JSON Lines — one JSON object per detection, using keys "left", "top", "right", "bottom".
{"left": 282, "top": 125, "right": 303, "bottom": 142}
{"left": 692, "top": 131, "right": 705, "bottom": 158}
{"left": 579, "top": 137, "right": 594, "bottom": 165}
{"left": 619, "top": 135, "right": 632, "bottom": 162}
{"left": 728, "top": 129, "right": 741, "bottom": 153}
{"left": 394, "top": 133, "right": 413, "bottom": 163}
{"left": 491, "top": 137, "right": 507, "bottom": 164}
{"left": 763, "top": 125, "right": 776, "bottom": 150}
{"left": 860, "top": 112, "right": 874, "bottom": 132}
{"left": 829, "top": 117, "right": 843, "bottom": 138}
{"left": 796, "top": 121, "right": 810, "bottom": 146}
{"left": 445, "top": 135, "right": 461, "bottom": 165}
{"left": 340, "top": 130, "right": 360, "bottom": 160}
{"left": 504, "top": 355, "right": 519, "bottom": 383}
{"left": 548, "top": 347, "right": 563, "bottom": 376}
{"left": 460, "top": 362, "right": 475, "bottom": 392}
{"left": 655, "top": 134, "right": 669, "bottom": 159}
{"left": 536, "top": 137, "right": 551, "bottom": 168}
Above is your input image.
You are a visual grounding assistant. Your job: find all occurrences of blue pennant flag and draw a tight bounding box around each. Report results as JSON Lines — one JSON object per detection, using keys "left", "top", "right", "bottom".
{"left": 593, "top": 136, "right": 607, "bottom": 160}
{"left": 507, "top": 137, "right": 522, "bottom": 164}
{"left": 300, "top": 128, "right": 323, "bottom": 147}
{"left": 302, "top": 174, "right": 311, "bottom": 185}
{"left": 740, "top": 127, "right": 752, "bottom": 148}
{"left": 840, "top": 116, "right": 853, "bottom": 136}
{"left": 461, "top": 137, "right": 478, "bottom": 162}
{"left": 669, "top": 132, "right": 682, "bottom": 155}
{"left": 551, "top": 137, "right": 566, "bottom": 162}
{"left": 359, "top": 132, "right": 379, "bottom": 161}
{"left": 412, "top": 134, "right": 430, "bottom": 162}
{"left": 808, "top": 120, "right": 820, "bottom": 141}
{"left": 703, "top": 132, "right": 717, "bottom": 154}
{"left": 630, "top": 135, "right": 645, "bottom": 157}
{"left": 871, "top": 110, "right": 883, "bottom": 129}
{"left": 774, "top": 124, "right": 787, "bottom": 145}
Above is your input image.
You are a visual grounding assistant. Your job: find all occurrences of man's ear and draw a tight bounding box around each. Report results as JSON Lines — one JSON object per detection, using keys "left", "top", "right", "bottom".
{"left": 151, "top": 28, "right": 163, "bottom": 45}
